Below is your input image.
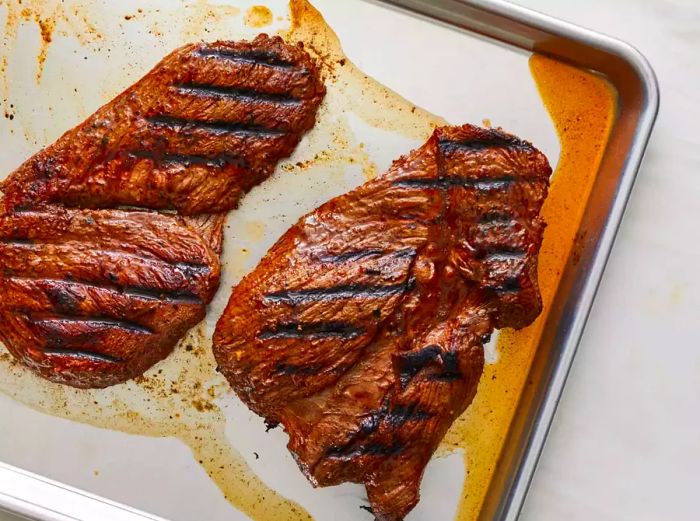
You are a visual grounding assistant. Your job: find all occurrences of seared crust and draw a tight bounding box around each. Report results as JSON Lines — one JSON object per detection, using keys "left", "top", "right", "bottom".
{"left": 213, "top": 124, "right": 551, "bottom": 520}
{"left": 0, "top": 35, "right": 325, "bottom": 388}
{"left": 1, "top": 35, "right": 325, "bottom": 215}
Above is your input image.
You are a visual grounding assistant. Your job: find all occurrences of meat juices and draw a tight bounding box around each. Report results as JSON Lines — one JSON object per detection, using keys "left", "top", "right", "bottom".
{"left": 213, "top": 125, "right": 551, "bottom": 521}
{"left": 0, "top": 35, "right": 325, "bottom": 388}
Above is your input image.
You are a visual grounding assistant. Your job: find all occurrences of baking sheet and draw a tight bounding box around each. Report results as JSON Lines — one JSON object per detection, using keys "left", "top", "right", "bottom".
{"left": 0, "top": 1, "right": 561, "bottom": 520}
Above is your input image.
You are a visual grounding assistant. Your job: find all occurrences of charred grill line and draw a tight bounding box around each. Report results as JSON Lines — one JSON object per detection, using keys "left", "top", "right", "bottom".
{"left": 396, "top": 344, "right": 442, "bottom": 388}
{"left": 427, "top": 352, "right": 463, "bottom": 382}
{"left": 398, "top": 346, "right": 464, "bottom": 385}
{"left": 172, "top": 262, "right": 213, "bottom": 277}
{"left": 479, "top": 211, "right": 514, "bottom": 224}
{"left": 483, "top": 278, "right": 522, "bottom": 294}
{"left": 319, "top": 247, "right": 416, "bottom": 264}
{"left": 258, "top": 321, "right": 364, "bottom": 340}
{"left": 127, "top": 150, "right": 248, "bottom": 169}
{"left": 0, "top": 241, "right": 211, "bottom": 277}
{"left": 42, "top": 348, "right": 123, "bottom": 363}
{"left": 318, "top": 249, "right": 384, "bottom": 263}
{"left": 174, "top": 83, "right": 303, "bottom": 105}
{"left": 0, "top": 238, "right": 34, "bottom": 246}
{"left": 196, "top": 48, "right": 300, "bottom": 70}
{"left": 146, "top": 115, "right": 286, "bottom": 138}
{"left": 438, "top": 137, "right": 534, "bottom": 153}
{"left": 263, "top": 281, "right": 411, "bottom": 306}
{"left": 4, "top": 276, "right": 203, "bottom": 305}
{"left": 385, "top": 403, "right": 434, "bottom": 427}
{"left": 483, "top": 251, "right": 527, "bottom": 262}
{"left": 29, "top": 314, "right": 153, "bottom": 335}
{"left": 272, "top": 363, "right": 319, "bottom": 376}
{"left": 113, "top": 205, "right": 179, "bottom": 215}
{"left": 356, "top": 402, "right": 434, "bottom": 439}
{"left": 123, "top": 285, "right": 203, "bottom": 304}
{"left": 395, "top": 176, "right": 522, "bottom": 191}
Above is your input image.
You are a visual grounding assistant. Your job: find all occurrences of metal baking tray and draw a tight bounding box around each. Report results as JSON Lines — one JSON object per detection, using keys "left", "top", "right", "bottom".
{"left": 0, "top": 0, "right": 658, "bottom": 520}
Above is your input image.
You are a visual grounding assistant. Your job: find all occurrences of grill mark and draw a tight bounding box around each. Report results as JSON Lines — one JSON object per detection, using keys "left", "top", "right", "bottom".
{"left": 0, "top": 240, "right": 211, "bottom": 277}
{"left": 479, "top": 211, "right": 514, "bottom": 224}
{"left": 357, "top": 402, "right": 434, "bottom": 437}
{"left": 113, "top": 205, "right": 178, "bottom": 215}
{"left": 396, "top": 344, "right": 442, "bottom": 388}
{"left": 263, "top": 281, "right": 411, "bottom": 306}
{"left": 385, "top": 403, "right": 434, "bottom": 427}
{"left": 29, "top": 315, "right": 153, "bottom": 335}
{"left": 319, "top": 249, "right": 383, "bottom": 263}
{"left": 484, "top": 278, "right": 522, "bottom": 294}
{"left": 319, "top": 247, "right": 415, "bottom": 264}
{"left": 325, "top": 442, "right": 402, "bottom": 460}
{"left": 5, "top": 276, "right": 203, "bottom": 305}
{"left": 146, "top": 115, "right": 286, "bottom": 138}
{"left": 398, "top": 347, "right": 465, "bottom": 385}
{"left": 484, "top": 251, "right": 526, "bottom": 262}
{"left": 257, "top": 321, "right": 363, "bottom": 340}
{"left": 438, "top": 137, "right": 534, "bottom": 153}
{"left": 395, "top": 176, "right": 523, "bottom": 191}
{"left": 5, "top": 205, "right": 35, "bottom": 214}
{"left": 427, "top": 352, "right": 463, "bottom": 382}
{"left": 273, "top": 363, "right": 317, "bottom": 376}
{"left": 0, "top": 238, "right": 34, "bottom": 246}
{"left": 123, "top": 286, "right": 202, "bottom": 304}
{"left": 128, "top": 150, "right": 248, "bottom": 169}
{"left": 484, "top": 252, "right": 525, "bottom": 262}
{"left": 196, "top": 48, "right": 301, "bottom": 71}
{"left": 42, "top": 349, "right": 123, "bottom": 364}
{"left": 174, "top": 83, "right": 302, "bottom": 105}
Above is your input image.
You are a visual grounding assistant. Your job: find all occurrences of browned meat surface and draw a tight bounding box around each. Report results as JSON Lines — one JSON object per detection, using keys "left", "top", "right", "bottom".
{"left": 1, "top": 34, "right": 325, "bottom": 215}
{"left": 0, "top": 35, "right": 325, "bottom": 388}
{"left": 213, "top": 125, "right": 551, "bottom": 520}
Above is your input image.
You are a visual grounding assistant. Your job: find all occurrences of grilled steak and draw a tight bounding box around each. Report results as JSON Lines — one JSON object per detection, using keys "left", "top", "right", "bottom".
{"left": 0, "top": 35, "right": 325, "bottom": 388}
{"left": 213, "top": 125, "right": 551, "bottom": 520}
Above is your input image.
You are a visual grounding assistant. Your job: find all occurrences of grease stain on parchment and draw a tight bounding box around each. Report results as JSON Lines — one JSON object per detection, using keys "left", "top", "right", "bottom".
{"left": 245, "top": 5, "right": 273, "bottom": 27}
{"left": 1, "top": 0, "right": 103, "bottom": 81}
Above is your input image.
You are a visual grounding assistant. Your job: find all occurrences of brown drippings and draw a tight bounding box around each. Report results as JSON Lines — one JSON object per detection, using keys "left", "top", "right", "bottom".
{"left": 179, "top": 1, "right": 242, "bottom": 40}
{"left": 1, "top": 0, "right": 103, "bottom": 82}
{"left": 0, "top": 325, "right": 311, "bottom": 521}
{"left": 34, "top": 13, "right": 54, "bottom": 80}
{"left": 441, "top": 55, "right": 616, "bottom": 520}
{"left": 0, "top": 2, "right": 615, "bottom": 520}
{"left": 282, "top": 0, "right": 443, "bottom": 139}
{"left": 245, "top": 5, "right": 273, "bottom": 28}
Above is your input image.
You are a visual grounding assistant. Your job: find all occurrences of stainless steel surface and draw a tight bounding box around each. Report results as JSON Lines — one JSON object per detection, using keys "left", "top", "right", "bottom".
{"left": 0, "top": 0, "right": 658, "bottom": 520}
{"left": 0, "top": 462, "right": 167, "bottom": 521}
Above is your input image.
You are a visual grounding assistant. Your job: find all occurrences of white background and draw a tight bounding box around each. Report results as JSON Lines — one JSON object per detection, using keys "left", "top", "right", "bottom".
{"left": 1, "top": 0, "right": 698, "bottom": 520}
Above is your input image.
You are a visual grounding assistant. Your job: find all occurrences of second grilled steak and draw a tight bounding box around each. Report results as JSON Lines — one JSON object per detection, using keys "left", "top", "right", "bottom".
{"left": 213, "top": 125, "right": 551, "bottom": 520}
{"left": 0, "top": 35, "right": 325, "bottom": 388}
